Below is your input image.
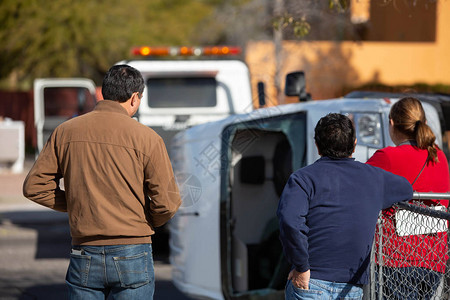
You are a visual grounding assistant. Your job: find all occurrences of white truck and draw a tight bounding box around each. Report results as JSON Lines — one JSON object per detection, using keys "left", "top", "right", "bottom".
{"left": 167, "top": 73, "right": 445, "bottom": 299}
{"left": 33, "top": 46, "right": 254, "bottom": 153}
{"left": 33, "top": 78, "right": 98, "bottom": 154}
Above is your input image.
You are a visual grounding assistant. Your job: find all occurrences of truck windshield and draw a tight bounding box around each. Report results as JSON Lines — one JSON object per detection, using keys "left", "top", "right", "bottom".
{"left": 146, "top": 77, "right": 217, "bottom": 108}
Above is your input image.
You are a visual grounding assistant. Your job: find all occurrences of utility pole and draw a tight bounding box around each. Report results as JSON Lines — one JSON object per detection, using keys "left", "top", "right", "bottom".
{"left": 273, "top": 0, "right": 284, "bottom": 105}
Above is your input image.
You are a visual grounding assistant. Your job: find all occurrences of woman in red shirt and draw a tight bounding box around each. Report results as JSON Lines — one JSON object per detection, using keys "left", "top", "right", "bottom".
{"left": 367, "top": 97, "right": 450, "bottom": 299}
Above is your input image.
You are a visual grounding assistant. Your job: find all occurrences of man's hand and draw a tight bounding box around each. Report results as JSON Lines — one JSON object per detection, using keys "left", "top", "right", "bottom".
{"left": 288, "top": 269, "right": 310, "bottom": 290}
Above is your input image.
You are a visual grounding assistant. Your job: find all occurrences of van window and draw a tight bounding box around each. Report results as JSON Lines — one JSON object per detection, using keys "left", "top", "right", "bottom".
{"left": 146, "top": 77, "right": 217, "bottom": 108}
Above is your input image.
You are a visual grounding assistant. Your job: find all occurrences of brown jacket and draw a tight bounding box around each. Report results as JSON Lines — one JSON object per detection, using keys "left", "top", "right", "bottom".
{"left": 23, "top": 100, "right": 181, "bottom": 245}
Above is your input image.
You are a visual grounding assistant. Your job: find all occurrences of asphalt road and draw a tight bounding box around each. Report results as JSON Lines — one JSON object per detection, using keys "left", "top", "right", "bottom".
{"left": 0, "top": 159, "right": 194, "bottom": 300}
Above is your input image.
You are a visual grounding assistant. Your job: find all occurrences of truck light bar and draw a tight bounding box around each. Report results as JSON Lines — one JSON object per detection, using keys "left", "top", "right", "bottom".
{"left": 131, "top": 46, "right": 241, "bottom": 57}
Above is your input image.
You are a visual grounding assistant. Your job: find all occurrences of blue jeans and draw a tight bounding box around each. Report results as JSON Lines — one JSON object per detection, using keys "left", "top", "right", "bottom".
{"left": 66, "top": 243, "right": 154, "bottom": 300}
{"left": 285, "top": 278, "right": 363, "bottom": 300}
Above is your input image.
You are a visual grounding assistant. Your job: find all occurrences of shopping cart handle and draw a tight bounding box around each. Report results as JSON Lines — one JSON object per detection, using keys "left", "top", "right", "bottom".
{"left": 412, "top": 192, "right": 450, "bottom": 200}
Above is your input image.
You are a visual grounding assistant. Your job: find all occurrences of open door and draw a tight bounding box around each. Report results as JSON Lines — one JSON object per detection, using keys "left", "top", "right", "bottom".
{"left": 34, "top": 78, "right": 97, "bottom": 154}
{"left": 220, "top": 111, "right": 307, "bottom": 299}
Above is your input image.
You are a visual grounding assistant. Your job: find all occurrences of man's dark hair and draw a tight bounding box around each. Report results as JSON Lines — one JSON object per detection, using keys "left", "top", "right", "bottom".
{"left": 101, "top": 65, "right": 145, "bottom": 102}
{"left": 314, "top": 113, "right": 356, "bottom": 159}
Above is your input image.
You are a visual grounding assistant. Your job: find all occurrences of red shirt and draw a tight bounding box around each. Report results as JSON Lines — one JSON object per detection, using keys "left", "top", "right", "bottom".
{"left": 367, "top": 144, "right": 450, "bottom": 272}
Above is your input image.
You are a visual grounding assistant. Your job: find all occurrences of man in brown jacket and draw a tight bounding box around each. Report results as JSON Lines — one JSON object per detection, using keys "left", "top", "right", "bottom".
{"left": 23, "top": 64, "right": 181, "bottom": 299}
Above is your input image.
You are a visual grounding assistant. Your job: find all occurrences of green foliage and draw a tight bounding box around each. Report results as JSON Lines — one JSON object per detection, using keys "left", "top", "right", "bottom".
{"left": 271, "top": 0, "right": 352, "bottom": 40}
{"left": 272, "top": 14, "right": 311, "bottom": 38}
{"left": 133, "top": 0, "right": 216, "bottom": 46}
{"left": 328, "top": 0, "right": 350, "bottom": 13}
{"left": 0, "top": 0, "right": 218, "bottom": 89}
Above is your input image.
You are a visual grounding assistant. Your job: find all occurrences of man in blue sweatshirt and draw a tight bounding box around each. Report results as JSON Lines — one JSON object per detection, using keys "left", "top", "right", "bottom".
{"left": 277, "top": 113, "right": 413, "bottom": 300}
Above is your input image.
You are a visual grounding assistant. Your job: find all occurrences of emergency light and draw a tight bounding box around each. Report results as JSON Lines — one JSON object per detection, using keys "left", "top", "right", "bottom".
{"left": 131, "top": 46, "right": 241, "bottom": 57}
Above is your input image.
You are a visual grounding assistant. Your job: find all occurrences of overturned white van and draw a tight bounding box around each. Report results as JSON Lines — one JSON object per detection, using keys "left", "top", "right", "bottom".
{"left": 168, "top": 95, "right": 443, "bottom": 299}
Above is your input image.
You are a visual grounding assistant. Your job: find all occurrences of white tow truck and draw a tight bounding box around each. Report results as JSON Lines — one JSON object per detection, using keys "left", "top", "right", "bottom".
{"left": 168, "top": 73, "right": 445, "bottom": 299}
{"left": 33, "top": 46, "right": 254, "bottom": 153}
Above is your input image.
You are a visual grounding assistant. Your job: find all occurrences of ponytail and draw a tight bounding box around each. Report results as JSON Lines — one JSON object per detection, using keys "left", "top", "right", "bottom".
{"left": 415, "top": 120, "right": 438, "bottom": 163}
{"left": 390, "top": 97, "right": 439, "bottom": 163}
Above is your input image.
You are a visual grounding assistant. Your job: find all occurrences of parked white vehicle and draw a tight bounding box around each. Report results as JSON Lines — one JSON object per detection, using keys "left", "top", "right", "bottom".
{"left": 168, "top": 83, "right": 443, "bottom": 299}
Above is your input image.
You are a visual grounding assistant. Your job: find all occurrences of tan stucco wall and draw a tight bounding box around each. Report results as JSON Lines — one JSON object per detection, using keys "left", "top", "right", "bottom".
{"left": 245, "top": 0, "right": 450, "bottom": 105}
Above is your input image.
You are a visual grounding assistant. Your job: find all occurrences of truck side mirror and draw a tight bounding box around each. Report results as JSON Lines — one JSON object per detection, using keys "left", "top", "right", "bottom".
{"left": 285, "top": 71, "right": 310, "bottom": 102}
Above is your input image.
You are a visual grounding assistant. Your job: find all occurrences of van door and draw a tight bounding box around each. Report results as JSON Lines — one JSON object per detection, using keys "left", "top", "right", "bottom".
{"left": 219, "top": 110, "right": 308, "bottom": 299}
{"left": 34, "top": 78, "right": 97, "bottom": 154}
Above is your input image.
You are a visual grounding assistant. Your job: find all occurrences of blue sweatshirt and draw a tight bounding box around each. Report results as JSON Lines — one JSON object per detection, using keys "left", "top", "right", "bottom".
{"left": 277, "top": 157, "right": 413, "bottom": 285}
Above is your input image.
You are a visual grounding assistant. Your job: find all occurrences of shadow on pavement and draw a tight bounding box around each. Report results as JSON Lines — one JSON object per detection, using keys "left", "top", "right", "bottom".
{"left": 18, "top": 284, "right": 67, "bottom": 300}
{"left": 1, "top": 209, "right": 71, "bottom": 259}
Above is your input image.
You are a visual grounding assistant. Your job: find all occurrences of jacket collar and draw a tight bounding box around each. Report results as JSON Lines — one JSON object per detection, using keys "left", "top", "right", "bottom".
{"left": 318, "top": 156, "right": 355, "bottom": 162}
{"left": 94, "top": 100, "right": 129, "bottom": 116}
